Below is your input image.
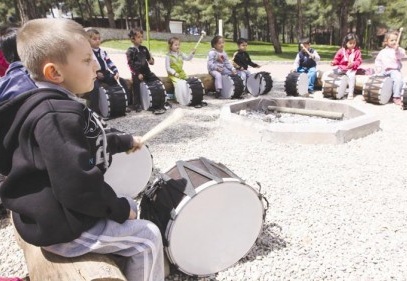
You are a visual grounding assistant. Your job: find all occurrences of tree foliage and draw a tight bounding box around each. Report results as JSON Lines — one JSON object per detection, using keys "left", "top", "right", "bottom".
{"left": 2, "top": 0, "right": 406, "bottom": 51}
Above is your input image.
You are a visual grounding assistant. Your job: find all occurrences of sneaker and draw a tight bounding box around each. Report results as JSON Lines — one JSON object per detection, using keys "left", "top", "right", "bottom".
{"left": 347, "top": 94, "right": 354, "bottom": 100}
{"left": 215, "top": 90, "right": 221, "bottom": 98}
{"left": 129, "top": 104, "right": 142, "bottom": 112}
{"left": 164, "top": 102, "right": 172, "bottom": 110}
{"left": 393, "top": 97, "right": 402, "bottom": 106}
{"left": 153, "top": 108, "right": 166, "bottom": 115}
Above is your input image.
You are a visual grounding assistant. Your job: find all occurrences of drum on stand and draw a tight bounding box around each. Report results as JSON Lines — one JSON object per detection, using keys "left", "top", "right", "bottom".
{"left": 221, "top": 74, "right": 244, "bottom": 99}
{"left": 284, "top": 72, "right": 308, "bottom": 96}
{"left": 246, "top": 71, "right": 273, "bottom": 97}
{"left": 321, "top": 72, "right": 349, "bottom": 99}
{"left": 98, "top": 84, "right": 128, "bottom": 118}
{"left": 174, "top": 77, "right": 205, "bottom": 106}
{"left": 140, "top": 80, "right": 167, "bottom": 110}
{"left": 362, "top": 76, "right": 393, "bottom": 105}
{"left": 104, "top": 145, "right": 153, "bottom": 198}
{"left": 140, "top": 157, "right": 266, "bottom": 277}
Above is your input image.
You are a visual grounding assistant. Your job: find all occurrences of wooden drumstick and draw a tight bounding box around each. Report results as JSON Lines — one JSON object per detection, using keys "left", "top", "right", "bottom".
{"left": 397, "top": 27, "right": 404, "bottom": 45}
{"left": 194, "top": 31, "right": 206, "bottom": 50}
{"left": 300, "top": 43, "right": 312, "bottom": 57}
{"left": 140, "top": 108, "right": 184, "bottom": 144}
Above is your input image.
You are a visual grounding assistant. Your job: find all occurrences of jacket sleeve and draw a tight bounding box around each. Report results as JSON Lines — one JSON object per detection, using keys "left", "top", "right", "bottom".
{"left": 207, "top": 50, "right": 217, "bottom": 72}
{"left": 165, "top": 54, "right": 176, "bottom": 76}
{"left": 352, "top": 49, "right": 362, "bottom": 70}
{"left": 103, "top": 50, "right": 119, "bottom": 74}
{"left": 34, "top": 110, "right": 130, "bottom": 223}
{"left": 232, "top": 51, "right": 242, "bottom": 69}
{"left": 331, "top": 49, "right": 343, "bottom": 66}
{"left": 126, "top": 47, "right": 140, "bottom": 76}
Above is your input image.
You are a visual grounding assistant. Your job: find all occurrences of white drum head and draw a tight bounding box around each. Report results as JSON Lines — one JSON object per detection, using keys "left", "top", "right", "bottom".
{"left": 247, "top": 74, "right": 261, "bottom": 97}
{"left": 378, "top": 77, "right": 393, "bottom": 104}
{"left": 98, "top": 87, "right": 109, "bottom": 118}
{"left": 221, "top": 76, "right": 233, "bottom": 99}
{"left": 140, "top": 82, "right": 151, "bottom": 110}
{"left": 105, "top": 145, "right": 153, "bottom": 198}
{"left": 297, "top": 72, "right": 309, "bottom": 96}
{"left": 165, "top": 180, "right": 264, "bottom": 276}
{"left": 174, "top": 79, "right": 191, "bottom": 106}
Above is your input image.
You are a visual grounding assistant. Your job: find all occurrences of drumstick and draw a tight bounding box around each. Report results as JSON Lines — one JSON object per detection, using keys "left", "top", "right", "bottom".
{"left": 194, "top": 31, "right": 206, "bottom": 50}
{"left": 140, "top": 108, "right": 184, "bottom": 144}
{"left": 397, "top": 27, "right": 404, "bottom": 45}
{"left": 300, "top": 43, "right": 312, "bottom": 57}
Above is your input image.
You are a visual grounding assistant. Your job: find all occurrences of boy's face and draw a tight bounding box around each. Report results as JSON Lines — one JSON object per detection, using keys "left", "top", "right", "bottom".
{"left": 56, "top": 37, "right": 98, "bottom": 95}
{"left": 89, "top": 34, "right": 101, "bottom": 49}
{"left": 238, "top": 42, "right": 248, "bottom": 51}
{"left": 302, "top": 43, "right": 310, "bottom": 50}
{"left": 132, "top": 32, "right": 143, "bottom": 46}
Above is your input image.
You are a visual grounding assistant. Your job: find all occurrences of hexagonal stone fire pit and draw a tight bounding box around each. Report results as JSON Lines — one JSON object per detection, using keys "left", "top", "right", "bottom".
{"left": 219, "top": 97, "right": 380, "bottom": 144}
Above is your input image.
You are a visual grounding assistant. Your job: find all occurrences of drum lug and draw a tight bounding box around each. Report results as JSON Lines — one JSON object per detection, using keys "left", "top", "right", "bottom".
{"left": 256, "top": 181, "right": 269, "bottom": 219}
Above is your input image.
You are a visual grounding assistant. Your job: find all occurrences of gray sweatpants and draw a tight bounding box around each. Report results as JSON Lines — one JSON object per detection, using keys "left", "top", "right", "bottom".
{"left": 44, "top": 198, "right": 164, "bottom": 281}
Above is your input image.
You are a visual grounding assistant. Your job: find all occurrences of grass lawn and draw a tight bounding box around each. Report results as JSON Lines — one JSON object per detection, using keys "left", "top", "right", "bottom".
{"left": 102, "top": 39, "right": 373, "bottom": 62}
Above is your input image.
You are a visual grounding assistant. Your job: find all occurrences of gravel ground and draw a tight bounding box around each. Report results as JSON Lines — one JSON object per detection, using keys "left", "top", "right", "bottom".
{"left": 2, "top": 55, "right": 407, "bottom": 281}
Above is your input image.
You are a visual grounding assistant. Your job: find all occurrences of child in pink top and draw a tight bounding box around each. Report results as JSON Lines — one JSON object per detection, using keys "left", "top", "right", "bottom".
{"left": 331, "top": 33, "right": 363, "bottom": 99}
{"left": 375, "top": 30, "right": 406, "bottom": 106}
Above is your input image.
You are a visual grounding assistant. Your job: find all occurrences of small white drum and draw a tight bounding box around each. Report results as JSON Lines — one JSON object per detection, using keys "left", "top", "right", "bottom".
{"left": 174, "top": 77, "right": 205, "bottom": 106}
{"left": 98, "top": 85, "right": 128, "bottom": 118}
{"left": 362, "top": 76, "right": 393, "bottom": 105}
{"left": 322, "top": 72, "right": 349, "bottom": 99}
{"left": 284, "top": 72, "right": 308, "bottom": 96}
{"left": 140, "top": 80, "right": 167, "bottom": 110}
{"left": 246, "top": 71, "right": 273, "bottom": 97}
{"left": 221, "top": 74, "right": 244, "bottom": 99}
{"left": 104, "top": 145, "right": 153, "bottom": 198}
{"left": 140, "top": 157, "right": 266, "bottom": 277}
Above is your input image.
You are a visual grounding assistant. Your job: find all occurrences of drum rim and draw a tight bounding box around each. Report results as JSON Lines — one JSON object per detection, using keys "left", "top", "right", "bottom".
{"left": 164, "top": 179, "right": 264, "bottom": 276}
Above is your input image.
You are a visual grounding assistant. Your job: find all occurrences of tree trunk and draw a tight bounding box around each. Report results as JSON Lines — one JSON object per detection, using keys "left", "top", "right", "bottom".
{"left": 339, "top": 0, "right": 350, "bottom": 42}
{"left": 297, "top": 0, "right": 303, "bottom": 40}
{"left": 232, "top": 7, "right": 238, "bottom": 41}
{"left": 243, "top": 0, "right": 251, "bottom": 40}
{"left": 104, "top": 0, "right": 116, "bottom": 28}
{"left": 263, "top": 0, "right": 282, "bottom": 53}
{"left": 16, "top": 0, "right": 38, "bottom": 23}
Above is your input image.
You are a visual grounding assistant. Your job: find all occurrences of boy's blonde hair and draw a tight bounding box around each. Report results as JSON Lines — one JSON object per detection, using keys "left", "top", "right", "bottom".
{"left": 17, "top": 18, "right": 88, "bottom": 80}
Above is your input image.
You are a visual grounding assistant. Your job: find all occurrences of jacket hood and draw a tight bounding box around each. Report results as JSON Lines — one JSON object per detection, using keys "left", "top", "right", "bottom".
{"left": 0, "top": 88, "right": 70, "bottom": 174}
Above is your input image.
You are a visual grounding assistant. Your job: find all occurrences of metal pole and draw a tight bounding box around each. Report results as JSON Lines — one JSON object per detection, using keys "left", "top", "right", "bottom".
{"left": 145, "top": 0, "right": 150, "bottom": 49}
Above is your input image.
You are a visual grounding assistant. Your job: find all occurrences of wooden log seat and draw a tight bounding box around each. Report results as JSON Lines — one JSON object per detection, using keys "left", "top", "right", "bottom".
{"left": 14, "top": 228, "right": 127, "bottom": 281}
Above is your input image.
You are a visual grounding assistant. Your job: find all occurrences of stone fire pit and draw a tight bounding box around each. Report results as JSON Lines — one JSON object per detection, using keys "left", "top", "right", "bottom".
{"left": 219, "top": 97, "right": 380, "bottom": 144}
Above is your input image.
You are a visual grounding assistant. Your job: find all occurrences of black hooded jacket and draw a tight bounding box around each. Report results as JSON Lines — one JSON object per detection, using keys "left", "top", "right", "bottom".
{"left": 0, "top": 84, "right": 134, "bottom": 246}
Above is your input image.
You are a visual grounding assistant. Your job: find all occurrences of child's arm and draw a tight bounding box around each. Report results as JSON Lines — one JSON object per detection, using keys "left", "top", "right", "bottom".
{"left": 145, "top": 47, "right": 154, "bottom": 65}
{"left": 103, "top": 49, "right": 119, "bottom": 79}
{"left": 246, "top": 52, "right": 260, "bottom": 68}
{"left": 396, "top": 47, "right": 406, "bottom": 60}
{"left": 207, "top": 50, "right": 218, "bottom": 72}
{"left": 34, "top": 110, "right": 130, "bottom": 223}
{"left": 165, "top": 54, "right": 178, "bottom": 77}
{"left": 331, "top": 48, "right": 343, "bottom": 66}
{"left": 232, "top": 51, "right": 243, "bottom": 70}
{"left": 350, "top": 49, "right": 362, "bottom": 70}
{"left": 311, "top": 50, "right": 321, "bottom": 63}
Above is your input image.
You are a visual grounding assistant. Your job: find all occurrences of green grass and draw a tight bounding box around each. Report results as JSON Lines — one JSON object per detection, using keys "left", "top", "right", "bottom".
{"left": 102, "top": 39, "right": 372, "bottom": 62}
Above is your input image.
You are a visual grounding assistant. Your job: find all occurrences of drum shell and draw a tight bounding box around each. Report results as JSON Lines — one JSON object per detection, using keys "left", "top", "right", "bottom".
{"left": 174, "top": 77, "right": 204, "bottom": 106}
{"left": 247, "top": 71, "right": 273, "bottom": 97}
{"left": 322, "top": 72, "right": 349, "bottom": 99}
{"left": 284, "top": 72, "right": 308, "bottom": 96}
{"left": 362, "top": 76, "right": 393, "bottom": 105}
{"left": 221, "top": 75, "right": 244, "bottom": 99}
{"left": 140, "top": 80, "right": 167, "bottom": 110}
{"left": 100, "top": 85, "right": 128, "bottom": 118}
{"left": 140, "top": 158, "right": 265, "bottom": 277}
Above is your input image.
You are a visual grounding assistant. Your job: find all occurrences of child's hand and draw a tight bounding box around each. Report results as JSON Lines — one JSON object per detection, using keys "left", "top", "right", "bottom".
{"left": 174, "top": 72, "right": 179, "bottom": 77}
{"left": 347, "top": 62, "right": 354, "bottom": 68}
{"left": 97, "top": 72, "right": 104, "bottom": 79}
{"left": 114, "top": 73, "right": 120, "bottom": 80}
{"left": 217, "top": 67, "right": 224, "bottom": 72}
{"left": 232, "top": 70, "right": 237, "bottom": 75}
{"left": 330, "top": 61, "right": 335, "bottom": 66}
{"left": 148, "top": 57, "right": 155, "bottom": 65}
{"left": 127, "top": 136, "right": 143, "bottom": 153}
{"left": 138, "top": 74, "right": 144, "bottom": 81}
{"left": 128, "top": 208, "right": 137, "bottom": 220}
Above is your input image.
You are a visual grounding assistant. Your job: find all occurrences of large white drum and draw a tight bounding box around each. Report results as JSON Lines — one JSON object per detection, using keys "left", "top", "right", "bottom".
{"left": 284, "top": 72, "right": 308, "bottom": 96}
{"left": 247, "top": 71, "right": 273, "bottom": 97}
{"left": 362, "top": 76, "right": 393, "bottom": 105}
{"left": 321, "top": 71, "right": 349, "bottom": 99}
{"left": 104, "top": 145, "right": 153, "bottom": 198}
{"left": 140, "top": 157, "right": 266, "bottom": 277}
{"left": 174, "top": 77, "right": 205, "bottom": 106}
{"left": 140, "top": 80, "right": 167, "bottom": 110}
{"left": 221, "top": 74, "right": 244, "bottom": 99}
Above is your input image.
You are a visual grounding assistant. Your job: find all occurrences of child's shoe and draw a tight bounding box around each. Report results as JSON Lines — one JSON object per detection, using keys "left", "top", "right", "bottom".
{"left": 347, "top": 93, "right": 354, "bottom": 100}
{"left": 215, "top": 90, "right": 221, "bottom": 98}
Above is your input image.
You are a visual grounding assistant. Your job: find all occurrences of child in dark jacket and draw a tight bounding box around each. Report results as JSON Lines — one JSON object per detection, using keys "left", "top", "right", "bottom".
{"left": 0, "top": 18, "right": 164, "bottom": 281}
{"left": 232, "top": 38, "right": 260, "bottom": 88}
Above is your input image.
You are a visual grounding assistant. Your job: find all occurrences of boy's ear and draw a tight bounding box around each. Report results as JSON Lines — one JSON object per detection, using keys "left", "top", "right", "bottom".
{"left": 43, "top": 63, "right": 64, "bottom": 83}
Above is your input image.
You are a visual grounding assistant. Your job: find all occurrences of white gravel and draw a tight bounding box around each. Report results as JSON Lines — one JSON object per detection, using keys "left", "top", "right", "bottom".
{"left": 2, "top": 59, "right": 407, "bottom": 281}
